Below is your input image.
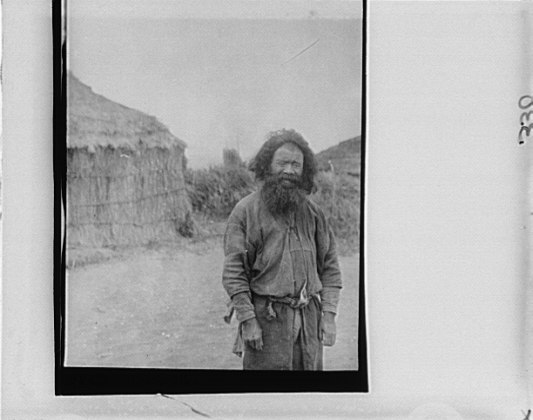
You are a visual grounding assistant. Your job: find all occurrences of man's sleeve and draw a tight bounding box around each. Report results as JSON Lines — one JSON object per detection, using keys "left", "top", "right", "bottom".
{"left": 222, "top": 205, "right": 256, "bottom": 322}
{"left": 316, "top": 210, "right": 343, "bottom": 314}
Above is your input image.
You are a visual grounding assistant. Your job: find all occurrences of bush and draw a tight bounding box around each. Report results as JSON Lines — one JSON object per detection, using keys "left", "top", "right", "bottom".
{"left": 311, "top": 171, "right": 360, "bottom": 252}
{"left": 185, "top": 165, "right": 256, "bottom": 220}
{"left": 185, "top": 165, "right": 360, "bottom": 253}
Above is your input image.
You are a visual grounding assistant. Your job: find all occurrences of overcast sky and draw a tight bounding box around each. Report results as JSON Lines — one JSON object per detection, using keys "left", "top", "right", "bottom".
{"left": 68, "top": 1, "right": 362, "bottom": 168}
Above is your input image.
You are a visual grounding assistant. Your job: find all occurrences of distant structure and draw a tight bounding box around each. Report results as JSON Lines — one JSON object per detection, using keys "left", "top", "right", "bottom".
{"left": 222, "top": 148, "right": 244, "bottom": 167}
{"left": 66, "top": 72, "right": 194, "bottom": 248}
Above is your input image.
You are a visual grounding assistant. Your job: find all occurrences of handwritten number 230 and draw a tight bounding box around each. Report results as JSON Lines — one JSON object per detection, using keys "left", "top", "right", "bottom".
{"left": 519, "top": 95, "right": 533, "bottom": 144}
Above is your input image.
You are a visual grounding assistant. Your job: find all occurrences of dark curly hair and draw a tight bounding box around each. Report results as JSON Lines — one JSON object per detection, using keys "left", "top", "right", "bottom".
{"left": 249, "top": 129, "right": 317, "bottom": 194}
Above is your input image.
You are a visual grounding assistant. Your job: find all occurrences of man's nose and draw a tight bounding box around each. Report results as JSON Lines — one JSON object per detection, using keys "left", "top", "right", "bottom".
{"left": 283, "top": 164, "right": 295, "bottom": 174}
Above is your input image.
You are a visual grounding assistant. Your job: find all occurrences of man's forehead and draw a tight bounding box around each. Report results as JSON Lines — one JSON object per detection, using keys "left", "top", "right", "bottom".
{"left": 273, "top": 143, "right": 304, "bottom": 159}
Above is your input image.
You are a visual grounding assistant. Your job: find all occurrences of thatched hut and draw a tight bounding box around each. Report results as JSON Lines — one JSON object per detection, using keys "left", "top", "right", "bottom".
{"left": 67, "top": 72, "right": 193, "bottom": 248}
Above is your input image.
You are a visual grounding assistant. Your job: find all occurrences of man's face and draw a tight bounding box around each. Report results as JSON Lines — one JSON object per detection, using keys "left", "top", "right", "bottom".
{"left": 263, "top": 143, "right": 306, "bottom": 215}
{"left": 270, "top": 143, "right": 304, "bottom": 182}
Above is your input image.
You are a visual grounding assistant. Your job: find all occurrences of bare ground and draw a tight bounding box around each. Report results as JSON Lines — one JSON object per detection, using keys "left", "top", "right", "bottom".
{"left": 65, "top": 236, "right": 359, "bottom": 370}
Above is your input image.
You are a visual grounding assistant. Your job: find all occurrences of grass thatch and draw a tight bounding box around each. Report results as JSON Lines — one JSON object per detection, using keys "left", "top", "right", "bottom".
{"left": 67, "top": 72, "right": 186, "bottom": 151}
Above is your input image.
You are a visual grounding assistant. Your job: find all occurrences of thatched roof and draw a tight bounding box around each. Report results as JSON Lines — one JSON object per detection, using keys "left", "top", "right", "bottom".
{"left": 67, "top": 72, "right": 187, "bottom": 151}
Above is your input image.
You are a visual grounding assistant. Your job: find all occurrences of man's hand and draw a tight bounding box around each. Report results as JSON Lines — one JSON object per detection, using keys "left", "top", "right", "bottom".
{"left": 320, "top": 311, "right": 337, "bottom": 346}
{"left": 242, "top": 317, "right": 263, "bottom": 351}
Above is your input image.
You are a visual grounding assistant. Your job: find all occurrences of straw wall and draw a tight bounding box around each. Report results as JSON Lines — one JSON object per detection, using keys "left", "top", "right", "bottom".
{"left": 67, "top": 144, "right": 193, "bottom": 248}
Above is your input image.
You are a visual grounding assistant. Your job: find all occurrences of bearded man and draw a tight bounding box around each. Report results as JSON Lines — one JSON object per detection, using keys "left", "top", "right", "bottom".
{"left": 222, "top": 129, "right": 342, "bottom": 370}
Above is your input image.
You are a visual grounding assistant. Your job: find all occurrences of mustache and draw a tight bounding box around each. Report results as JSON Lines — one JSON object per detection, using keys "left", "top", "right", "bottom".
{"left": 269, "top": 172, "right": 302, "bottom": 186}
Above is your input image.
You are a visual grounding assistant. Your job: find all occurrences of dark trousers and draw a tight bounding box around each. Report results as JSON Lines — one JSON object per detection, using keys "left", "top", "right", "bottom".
{"left": 243, "top": 295, "right": 323, "bottom": 370}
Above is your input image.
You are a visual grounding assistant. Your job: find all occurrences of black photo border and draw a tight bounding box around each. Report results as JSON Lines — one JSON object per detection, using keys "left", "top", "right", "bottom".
{"left": 53, "top": 0, "right": 368, "bottom": 395}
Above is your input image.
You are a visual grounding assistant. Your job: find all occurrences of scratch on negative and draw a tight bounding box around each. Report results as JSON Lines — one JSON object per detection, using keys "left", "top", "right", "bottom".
{"left": 282, "top": 38, "right": 320, "bottom": 65}
{"left": 159, "top": 394, "right": 212, "bottom": 418}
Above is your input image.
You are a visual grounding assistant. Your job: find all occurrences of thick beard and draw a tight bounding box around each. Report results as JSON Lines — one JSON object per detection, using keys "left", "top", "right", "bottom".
{"left": 261, "top": 173, "right": 307, "bottom": 217}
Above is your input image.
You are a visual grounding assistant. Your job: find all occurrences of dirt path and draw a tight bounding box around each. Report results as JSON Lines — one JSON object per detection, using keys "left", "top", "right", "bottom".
{"left": 65, "top": 239, "right": 359, "bottom": 370}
